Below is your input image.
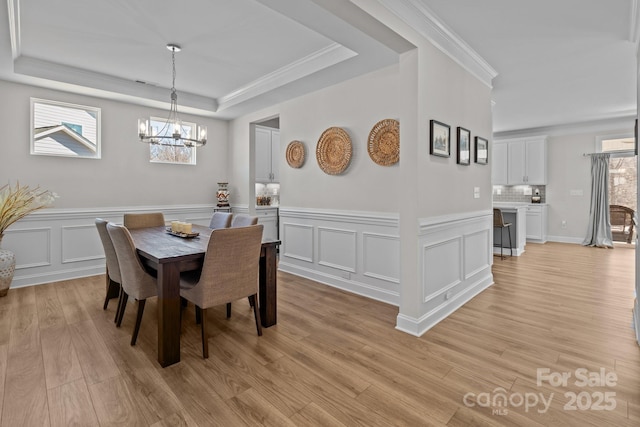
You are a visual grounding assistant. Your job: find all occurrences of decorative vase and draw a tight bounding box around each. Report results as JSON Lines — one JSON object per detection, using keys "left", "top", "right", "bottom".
{"left": 216, "top": 182, "right": 230, "bottom": 207}
{"left": 0, "top": 236, "right": 15, "bottom": 297}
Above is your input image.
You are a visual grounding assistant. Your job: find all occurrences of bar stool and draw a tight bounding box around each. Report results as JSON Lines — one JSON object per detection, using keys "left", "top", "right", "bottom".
{"left": 493, "top": 208, "right": 513, "bottom": 259}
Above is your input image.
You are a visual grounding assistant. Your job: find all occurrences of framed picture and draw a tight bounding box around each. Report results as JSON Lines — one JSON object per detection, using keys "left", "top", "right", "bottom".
{"left": 430, "top": 120, "right": 450, "bottom": 157}
{"left": 457, "top": 127, "right": 471, "bottom": 165}
{"left": 30, "top": 98, "right": 101, "bottom": 159}
{"left": 475, "top": 136, "right": 489, "bottom": 164}
{"left": 635, "top": 119, "right": 638, "bottom": 156}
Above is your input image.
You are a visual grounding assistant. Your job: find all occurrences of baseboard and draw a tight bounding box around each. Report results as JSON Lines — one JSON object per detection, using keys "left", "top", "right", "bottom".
{"left": 395, "top": 273, "right": 494, "bottom": 336}
{"left": 634, "top": 298, "right": 640, "bottom": 346}
{"left": 547, "top": 235, "right": 584, "bottom": 244}
{"left": 278, "top": 261, "right": 399, "bottom": 306}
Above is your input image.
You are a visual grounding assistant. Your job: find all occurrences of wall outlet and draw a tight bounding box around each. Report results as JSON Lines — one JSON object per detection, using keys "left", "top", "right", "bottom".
{"left": 561, "top": 220, "right": 567, "bottom": 229}
{"left": 570, "top": 189, "right": 583, "bottom": 196}
{"left": 445, "top": 290, "right": 453, "bottom": 300}
{"left": 341, "top": 271, "right": 351, "bottom": 280}
{"left": 474, "top": 187, "right": 480, "bottom": 199}
{"left": 523, "top": 187, "right": 532, "bottom": 196}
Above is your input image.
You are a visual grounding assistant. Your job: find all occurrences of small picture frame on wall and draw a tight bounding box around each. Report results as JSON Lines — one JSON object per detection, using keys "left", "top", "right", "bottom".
{"left": 457, "top": 127, "right": 471, "bottom": 165}
{"left": 430, "top": 120, "right": 450, "bottom": 157}
{"left": 475, "top": 136, "right": 489, "bottom": 164}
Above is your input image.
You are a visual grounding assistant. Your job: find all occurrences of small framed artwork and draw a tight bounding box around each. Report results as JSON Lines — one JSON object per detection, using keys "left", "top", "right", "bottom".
{"left": 475, "top": 136, "right": 489, "bottom": 164}
{"left": 430, "top": 120, "right": 450, "bottom": 157}
{"left": 457, "top": 127, "right": 471, "bottom": 165}
{"left": 635, "top": 119, "right": 638, "bottom": 156}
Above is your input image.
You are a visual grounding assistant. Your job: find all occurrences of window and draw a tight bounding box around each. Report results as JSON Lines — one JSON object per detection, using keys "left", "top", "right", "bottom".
{"left": 31, "top": 98, "right": 101, "bottom": 159}
{"left": 597, "top": 134, "right": 637, "bottom": 212}
{"left": 148, "top": 117, "right": 197, "bottom": 165}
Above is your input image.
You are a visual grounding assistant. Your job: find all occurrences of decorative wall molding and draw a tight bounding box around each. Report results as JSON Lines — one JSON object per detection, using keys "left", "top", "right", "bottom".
{"left": 634, "top": 298, "right": 640, "bottom": 344}
{"left": 378, "top": 0, "right": 497, "bottom": 88}
{"left": 278, "top": 207, "right": 400, "bottom": 305}
{"left": 2, "top": 204, "right": 216, "bottom": 289}
{"left": 397, "top": 209, "right": 494, "bottom": 336}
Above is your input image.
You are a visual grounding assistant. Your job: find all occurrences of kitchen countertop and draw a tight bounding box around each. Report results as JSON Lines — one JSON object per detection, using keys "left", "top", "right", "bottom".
{"left": 493, "top": 202, "right": 547, "bottom": 207}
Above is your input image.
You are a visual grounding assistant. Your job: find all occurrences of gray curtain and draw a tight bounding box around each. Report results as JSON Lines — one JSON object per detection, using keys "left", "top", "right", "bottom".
{"left": 583, "top": 153, "right": 613, "bottom": 248}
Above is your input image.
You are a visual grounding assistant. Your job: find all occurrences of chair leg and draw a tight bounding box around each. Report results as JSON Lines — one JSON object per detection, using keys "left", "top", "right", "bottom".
{"left": 500, "top": 228, "right": 504, "bottom": 260}
{"left": 226, "top": 302, "right": 232, "bottom": 319}
{"left": 201, "top": 308, "right": 209, "bottom": 358}
{"left": 195, "top": 306, "right": 202, "bottom": 325}
{"left": 103, "top": 278, "right": 120, "bottom": 310}
{"left": 508, "top": 225, "right": 513, "bottom": 257}
{"left": 131, "top": 299, "right": 146, "bottom": 346}
{"left": 249, "top": 294, "right": 262, "bottom": 337}
{"left": 114, "top": 288, "right": 124, "bottom": 323}
{"left": 116, "top": 292, "right": 129, "bottom": 327}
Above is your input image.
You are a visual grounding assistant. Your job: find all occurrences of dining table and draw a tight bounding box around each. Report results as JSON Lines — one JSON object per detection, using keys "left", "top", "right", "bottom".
{"left": 127, "top": 224, "right": 280, "bottom": 367}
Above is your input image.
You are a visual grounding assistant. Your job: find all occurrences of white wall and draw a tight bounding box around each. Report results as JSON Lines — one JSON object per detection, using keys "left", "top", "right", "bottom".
{"left": 0, "top": 79, "right": 228, "bottom": 209}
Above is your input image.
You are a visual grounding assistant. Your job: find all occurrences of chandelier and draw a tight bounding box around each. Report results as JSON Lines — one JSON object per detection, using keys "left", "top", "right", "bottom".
{"left": 137, "top": 44, "right": 207, "bottom": 147}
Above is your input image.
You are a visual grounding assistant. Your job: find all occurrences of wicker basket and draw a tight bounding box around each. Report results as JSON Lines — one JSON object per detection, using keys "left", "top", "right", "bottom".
{"left": 286, "top": 140, "right": 305, "bottom": 168}
{"left": 316, "top": 127, "right": 352, "bottom": 175}
{"left": 367, "top": 119, "right": 399, "bottom": 166}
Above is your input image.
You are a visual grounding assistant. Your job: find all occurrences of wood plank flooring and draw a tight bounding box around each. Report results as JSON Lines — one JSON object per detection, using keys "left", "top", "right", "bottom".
{"left": 0, "top": 242, "right": 638, "bottom": 426}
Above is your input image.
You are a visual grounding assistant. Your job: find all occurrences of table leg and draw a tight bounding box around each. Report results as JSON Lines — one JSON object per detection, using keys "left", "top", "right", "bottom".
{"left": 259, "top": 243, "right": 277, "bottom": 327}
{"left": 157, "top": 262, "right": 181, "bottom": 367}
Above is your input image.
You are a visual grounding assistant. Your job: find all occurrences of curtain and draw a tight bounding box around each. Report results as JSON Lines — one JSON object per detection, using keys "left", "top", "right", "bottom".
{"left": 583, "top": 153, "right": 613, "bottom": 248}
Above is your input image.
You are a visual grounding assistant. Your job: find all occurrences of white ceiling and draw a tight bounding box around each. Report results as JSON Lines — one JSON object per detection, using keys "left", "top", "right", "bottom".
{"left": 0, "top": 0, "right": 637, "bottom": 133}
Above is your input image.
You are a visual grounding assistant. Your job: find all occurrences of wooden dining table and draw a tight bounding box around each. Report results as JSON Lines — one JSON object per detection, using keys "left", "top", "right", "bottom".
{"left": 127, "top": 224, "right": 280, "bottom": 367}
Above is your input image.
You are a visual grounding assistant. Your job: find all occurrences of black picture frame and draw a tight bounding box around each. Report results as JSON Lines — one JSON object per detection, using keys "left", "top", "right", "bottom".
{"left": 635, "top": 119, "right": 638, "bottom": 156}
{"left": 430, "top": 120, "right": 450, "bottom": 157}
{"left": 475, "top": 136, "right": 489, "bottom": 164}
{"left": 457, "top": 127, "right": 471, "bottom": 165}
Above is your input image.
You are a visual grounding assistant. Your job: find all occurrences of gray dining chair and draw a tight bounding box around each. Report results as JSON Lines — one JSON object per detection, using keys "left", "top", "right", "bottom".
{"left": 95, "top": 219, "right": 121, "bottom": 315}
{"left": 107, "top": 223, "right": 158, "bottom": 345}
{"left": 180, "top": 224, "right": 264, "bottom": 358}
{"left": 123, "top": 212, "right": 165, "bottom": 229}
{"left": 209, "top": 212, "right": 233, "bottom": 229}
{"left": 230, "top": 214, "right": 258, "bottom": 227}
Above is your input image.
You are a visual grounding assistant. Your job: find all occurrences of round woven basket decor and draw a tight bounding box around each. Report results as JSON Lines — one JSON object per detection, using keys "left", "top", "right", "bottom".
{"left": 367, "top": 118, "right": 399, "bottom": 166}
{"left": 286, "top": 140, "right": 305, "bottom": 168}
{"left": 316, "top": 127, "right": 352, "bottom": 175}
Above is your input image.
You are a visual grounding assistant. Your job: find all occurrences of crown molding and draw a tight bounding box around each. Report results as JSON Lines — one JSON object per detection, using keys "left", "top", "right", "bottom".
{"left": 217, "top": 43, "right": 357, "bottom": 111}
{"left": 7, "top": 0, "right": 20, "bottom": 59}
{"left": 377, "top": 0, "right": 497, "bottom": 88}
{"left": 494, "top": 113, "right": 637, "bottom": 139}
{"left": 631, "top": 0, "right": 640, "bottom": 46}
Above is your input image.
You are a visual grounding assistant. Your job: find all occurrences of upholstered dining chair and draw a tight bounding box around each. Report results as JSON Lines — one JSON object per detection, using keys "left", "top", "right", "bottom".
{"left": 180, "top": 224, "right": 264, "bottom": 358}
{"left": 107, "top": 223, "right": 158, "bottom": 346}
{"left": 95, "top": 219, "right": 121, "bottom": 314}
{"left": 209, "top": 212, "right": 233, "bottom": 229}
{"left": 230, "top": 214, "right": 258, "bottom": 227}
{"left": 123, "top": 212, "right": 165, "bottom": 229}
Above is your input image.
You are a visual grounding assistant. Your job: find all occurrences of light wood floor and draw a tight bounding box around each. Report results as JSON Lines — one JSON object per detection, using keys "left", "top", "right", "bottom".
{"left": 0, "top": 242, "right": 638, "bottom": 426}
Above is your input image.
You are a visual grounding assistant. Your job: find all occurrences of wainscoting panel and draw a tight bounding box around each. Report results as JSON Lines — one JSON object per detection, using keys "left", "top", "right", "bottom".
{"left": 422, "top": 237, "right": 462, "bottom": 303}
{"left": 318, "top": 227, "right": 357, "bottom": 272}
{"left": 363, "top": 232, "right": 400, "bottom": 284}
{"left": 5, "top": 227, "right": 51, "bottom": 269}
{"left": 396, "top": 210, "right": 494, "bottom": 337}
{"left": 62, "top": 224, "right": 103, "bottom": 263}
{"left": 279, "top": 207, "right": 399, "bottom": 305}
{"left": 282, "top": 223, "right": 314, "bottom": 263}
{"left": 2, "top": 204, "right": 217, "bottom": 289}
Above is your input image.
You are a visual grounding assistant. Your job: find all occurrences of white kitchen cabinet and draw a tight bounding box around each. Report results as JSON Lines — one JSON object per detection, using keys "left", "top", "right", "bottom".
{"left": 506, "top": 137, "right": 547, "bottom": 185}
{"left": 256, "top": 207, "right": 278, "bottom": 241}
{"left": 526, "top": 204, "right": 548, "bottom": 242}
{"left": 255, "top": 126, "right": 280, "bottom": 183}
{"left": 492, "top": 142, "right": 508, "bottom": 185}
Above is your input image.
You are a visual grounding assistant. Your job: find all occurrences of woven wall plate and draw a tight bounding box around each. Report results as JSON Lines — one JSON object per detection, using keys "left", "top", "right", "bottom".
{"left": 316, "top": 127, "right": 352, "bottom": 175}
{"left": 368, "top": 119, "right": 399, "bottom": 166}
{"left": 286, "top": 140, "right": 305, "bottom": 168}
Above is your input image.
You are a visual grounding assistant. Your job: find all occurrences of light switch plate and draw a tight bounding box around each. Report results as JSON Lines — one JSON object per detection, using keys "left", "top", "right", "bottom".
{"left": 474, "top": 187, "right": 480, "bottom": 199}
